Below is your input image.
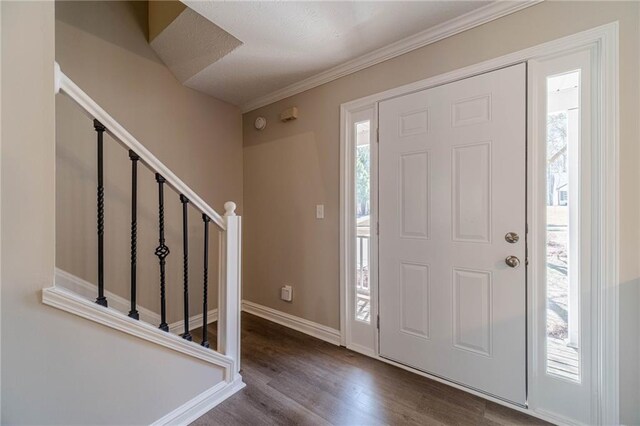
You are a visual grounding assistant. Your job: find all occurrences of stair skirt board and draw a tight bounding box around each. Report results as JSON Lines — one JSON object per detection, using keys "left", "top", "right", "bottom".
{"left": 54, "top": 268, "right": 218, "bottom": 334}
{"left": 45, "top": 272, "right": 245, "bottom": 425}
{"left": 42, "top": 285, "right": 234, "bottom": 373}
{"left": 151, "top": 376, "right": 246, "bottom": 426}
{"left": 168, "top": 310, "right": 218, "bottom": 335}
{"left": 241, "top": 300, "right": 341, "bottom": 346}
{"left": 52, "top": 271, "right": 340, "bottom": 355}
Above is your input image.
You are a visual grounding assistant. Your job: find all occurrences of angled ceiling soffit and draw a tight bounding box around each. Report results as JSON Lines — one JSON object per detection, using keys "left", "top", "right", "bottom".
{"left": 150, "top": 7, "right": 243, "bottom": 84}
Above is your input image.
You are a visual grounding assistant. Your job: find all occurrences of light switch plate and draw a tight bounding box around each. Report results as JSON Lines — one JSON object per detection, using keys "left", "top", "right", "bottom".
{"left": 316, "top": 204, "right": 324, "bottom": 219}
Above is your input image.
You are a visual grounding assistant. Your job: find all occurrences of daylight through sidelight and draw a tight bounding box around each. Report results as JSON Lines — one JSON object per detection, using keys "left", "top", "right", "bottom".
{"left": 355, "top": 120, "right": 372, "bottom": 324}
{"left": 545, "top": 70, "right": 581, "bottom": 382}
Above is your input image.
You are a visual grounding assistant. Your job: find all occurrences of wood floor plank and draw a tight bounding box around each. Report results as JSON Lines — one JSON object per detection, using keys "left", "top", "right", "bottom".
{"left": 193, "top": 374, "right": 330, "bottom": 426}
{"left": 193, "top": 313, "right": 549, "bottom": 426}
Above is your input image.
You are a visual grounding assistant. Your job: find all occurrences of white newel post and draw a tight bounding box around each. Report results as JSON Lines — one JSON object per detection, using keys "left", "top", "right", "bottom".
{"left": 218, "top": 201, "right": 242, "bottom": 376}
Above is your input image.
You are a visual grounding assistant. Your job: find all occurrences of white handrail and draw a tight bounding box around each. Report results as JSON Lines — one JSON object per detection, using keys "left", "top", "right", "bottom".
{"left": 54, "top": 62, "right": 226, "bottom": 230}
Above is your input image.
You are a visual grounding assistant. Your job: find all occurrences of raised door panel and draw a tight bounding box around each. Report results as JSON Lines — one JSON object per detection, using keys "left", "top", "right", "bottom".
{"left": 453, "top": 268, "right": 492, "bottom": 357}
{"left": 452, "top": 94, "right": 492, "bottom": 127}
{"left": 400, "top": 151, "right": 430, "bottom": 239}
{"left": 399, "top": 108, "right": 429, "bottom": 137}
{"left": 452, "top": 142, "right": 491, "bottom": 243}
{"left": 400, "top": 262, "right": 430, "bottom": 339}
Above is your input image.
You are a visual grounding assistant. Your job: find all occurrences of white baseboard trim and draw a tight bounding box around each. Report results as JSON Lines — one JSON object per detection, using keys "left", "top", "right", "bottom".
{"left": 55, "top": 268, "right": 160, "bottom": 325}
{"left": 152, "top": 375, "right": 245, "bottom": 426}
{"left": 42, "top": 285, "right": 234, "bottom": 374}
{"left": 241, "top": 300, "right": 340, "bottom": 346}
{"left": 169, "top": 309, "right": 218, "bottom": 334}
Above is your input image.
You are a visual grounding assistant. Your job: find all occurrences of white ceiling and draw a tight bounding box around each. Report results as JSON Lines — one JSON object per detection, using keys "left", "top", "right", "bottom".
{"left": 177, "top": 1, "right": 497, "bottom": 109}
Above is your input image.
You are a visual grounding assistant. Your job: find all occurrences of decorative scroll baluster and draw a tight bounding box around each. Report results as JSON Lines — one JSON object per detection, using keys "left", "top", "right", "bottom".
{"left": 155, "top": 173, "right": 170, "bottom": 332}
{"left": 128, "top": 150, "right": 140, "bottom": 320}
{"left": 94, "top": 119, "right": 108, "bottom": 307}
{"left": 201, "top": 214, "right": 211, "bottom": 348}
{"left": 180, "top": 195, "right": 192, "bottom": 341}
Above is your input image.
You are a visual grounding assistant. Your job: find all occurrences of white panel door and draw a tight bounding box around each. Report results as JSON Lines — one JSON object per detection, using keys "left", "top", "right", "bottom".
{"left": 378, "top": 63, "right": 526, "bottom": 405}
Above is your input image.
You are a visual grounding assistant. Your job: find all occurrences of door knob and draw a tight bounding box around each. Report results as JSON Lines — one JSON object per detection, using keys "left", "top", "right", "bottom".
{"left": 505, "top": 256, "right": 520, "bottom": 268}
{"left": 505, "top": 232, "right": 519, "bottom": 243}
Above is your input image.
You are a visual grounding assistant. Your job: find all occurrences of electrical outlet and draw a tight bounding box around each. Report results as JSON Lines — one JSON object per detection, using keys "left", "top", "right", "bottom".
{"left": 316, "top": 204, "right": 324, "bottom": 219}
{"left": 281, "top": 285, "right": 293, "bottom": 302}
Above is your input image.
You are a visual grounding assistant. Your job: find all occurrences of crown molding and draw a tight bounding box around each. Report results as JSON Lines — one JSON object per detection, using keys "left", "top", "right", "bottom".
{"left": 240, "top": 0, "right": 542, "bottom": 113}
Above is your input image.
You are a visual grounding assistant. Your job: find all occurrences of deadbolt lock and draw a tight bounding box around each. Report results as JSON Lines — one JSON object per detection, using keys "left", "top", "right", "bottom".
{"left": 505, "top": 232, "right": 519, "bottom": 244}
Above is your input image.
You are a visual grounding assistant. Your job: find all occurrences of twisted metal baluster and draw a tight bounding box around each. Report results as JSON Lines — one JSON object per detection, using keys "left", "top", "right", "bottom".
{"left": 201, "top": 214, "right": 211, "bottom": 348}
{"left": 94, "top": 119, "right": 108, "bottom": 307}
{"left": 155, "top": 173, "right": 170, "bottom": 332}
{"left": 180, "top": 194, "right": 192, "bottom": 341}
{"left": 128, "top": 150, "right": 140, "bottom": 320}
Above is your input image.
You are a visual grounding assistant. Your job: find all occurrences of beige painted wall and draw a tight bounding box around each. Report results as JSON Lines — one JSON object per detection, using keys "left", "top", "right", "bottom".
{"left": 55, "top": 1, "right": 243, "bottom": 324}
{"left": 1, "top": 2, "right": 226, "bottom": 424}
{"left": 242, "top": 2, "right": 640, "bottom": 422}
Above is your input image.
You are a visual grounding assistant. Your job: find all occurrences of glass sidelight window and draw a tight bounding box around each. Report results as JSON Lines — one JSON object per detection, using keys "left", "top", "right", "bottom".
{"left": 545, "top": 70, "right": 581, "bottom": 382}
{"left": 531, "top": 48, "right": 595, "bottom": 423}
{"left": 344, "top": 105, "right": 377, "bottom": 354}
{"left": 354, "top": 120, "right": 371, "bottom": 323}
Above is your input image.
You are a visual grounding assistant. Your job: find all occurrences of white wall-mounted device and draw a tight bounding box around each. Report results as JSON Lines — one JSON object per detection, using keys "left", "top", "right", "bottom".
{"left": 280, "top": 107, "right": 298, "bottom": 122}
{"left": 281, "top": 285, "right": 293, "bottom": 302}
{"left": 254, "top": 116, "right": 267, "bottom": 130}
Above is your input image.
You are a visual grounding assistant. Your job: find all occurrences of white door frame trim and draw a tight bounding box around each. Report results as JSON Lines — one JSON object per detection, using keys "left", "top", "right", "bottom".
{"left": 339, "top": 22, "right": 619, "bottom": 424}
{"left": 339, "top": 104, "right": 379, "bottom": 355}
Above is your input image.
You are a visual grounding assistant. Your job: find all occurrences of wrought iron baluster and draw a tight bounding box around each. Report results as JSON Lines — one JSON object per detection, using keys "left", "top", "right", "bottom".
{"left": 128, "top": 150, "right": 140, "bottom": 320}
{"left": 201, "top": 214, "right": 211, "bottom": 348}
{"left": 180, "top": 195, "right": 192, "bottom": 341}
{"left": 94, "top": 119, "right": 108, "bottom": 307}
{"left": 155, "top": 173, "right": 170, "bottom": 332}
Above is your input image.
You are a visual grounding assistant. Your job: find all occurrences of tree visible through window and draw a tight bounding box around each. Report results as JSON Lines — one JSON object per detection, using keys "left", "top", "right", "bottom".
{"left": 545, "top": 71, "right": 580, "bottom": 382}
{"left": 356, "top": 145, "right": 370, "bottom": 218}
{"left": 547, "top": 112, "right": 568, "bottom": 206}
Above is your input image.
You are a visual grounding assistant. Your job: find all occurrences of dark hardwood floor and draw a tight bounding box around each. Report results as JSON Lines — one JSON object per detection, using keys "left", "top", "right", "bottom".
{"left": 190, "top": 313, "right": 549, "bottom": 426}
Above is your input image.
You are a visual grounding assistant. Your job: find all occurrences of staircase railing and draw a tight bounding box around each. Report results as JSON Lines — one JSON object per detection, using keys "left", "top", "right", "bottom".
{"left": 53, "top": 62, "right": 242, "bottom": 374}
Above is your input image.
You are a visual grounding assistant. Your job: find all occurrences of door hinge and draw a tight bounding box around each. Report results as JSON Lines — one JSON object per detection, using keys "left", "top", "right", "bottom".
{"left": 376, "top": 127, "right": 379, "bottom": 143}
{"left": 377, "top": 315, "right": 380, "bottom": 329}
{"left": 376, "top": 222, "right": 379, "bottom": 235}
